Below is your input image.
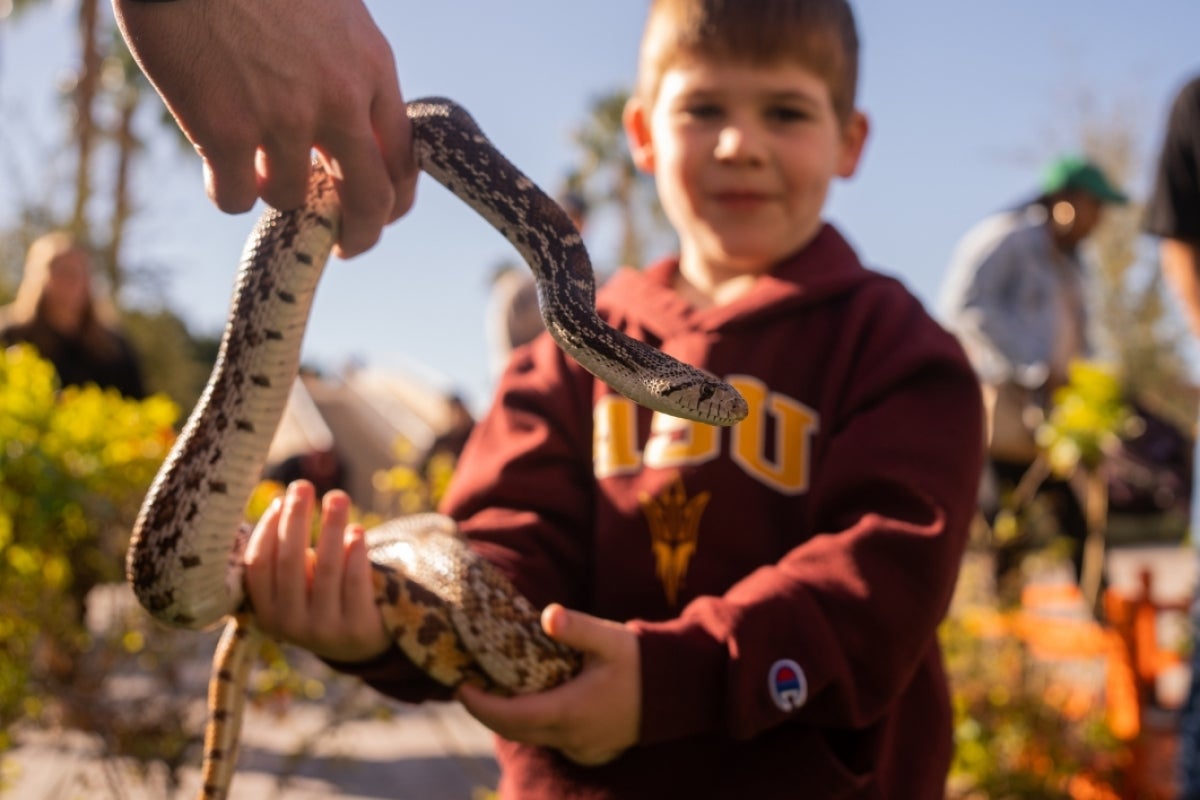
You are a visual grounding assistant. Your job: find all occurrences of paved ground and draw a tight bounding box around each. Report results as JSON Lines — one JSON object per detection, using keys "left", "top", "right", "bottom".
{"left": 4, "top": 544, "right": 1196, "bottom": 799}
{"left": 5, "top": 701, "right": 497, "bottom": 800}
{"left": 2, "top": 583, "right": 500, "bottom": 800}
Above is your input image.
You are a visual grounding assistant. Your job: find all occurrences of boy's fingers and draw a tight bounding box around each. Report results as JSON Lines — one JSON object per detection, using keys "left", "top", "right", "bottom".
{"left": 311, "top": 490, "right": 352, "bottom": 619}
{"left": 244, "top": 496, "right": 283, "bottom": 603}
{"left": 457, "top": 681, "right": 566, "bottom": 742}
{"left": 343, "top": 525, "right": 375, "bottom": 613}
{"left": 276, "top": 481, "right": 315, "bottom": 615}
{"left": 541, "top": 605, "right": 625, "bottom": 660}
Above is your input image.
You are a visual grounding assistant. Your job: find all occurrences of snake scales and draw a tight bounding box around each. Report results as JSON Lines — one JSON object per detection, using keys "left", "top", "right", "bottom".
{"left": 126, "top": 97, "right": 748, "bottom": 798}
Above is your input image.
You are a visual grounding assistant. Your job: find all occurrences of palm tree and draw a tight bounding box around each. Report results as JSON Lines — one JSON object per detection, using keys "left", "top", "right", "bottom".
{"left": 97, "top": 40, "right": 150, "bottom": 290}
{"left": 69, "top": 0, "right": 102, "bottom": 243}
{"left": 568, "top": 89, "right": 672, "bottom": 270}
{"left": 3, "top": 0, "right": 161, "bottom": 293}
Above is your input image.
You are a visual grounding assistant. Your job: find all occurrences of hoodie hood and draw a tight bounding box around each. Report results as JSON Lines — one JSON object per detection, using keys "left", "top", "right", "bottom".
{"left": 598, "top": 224, "right": 875, "bottom": 340}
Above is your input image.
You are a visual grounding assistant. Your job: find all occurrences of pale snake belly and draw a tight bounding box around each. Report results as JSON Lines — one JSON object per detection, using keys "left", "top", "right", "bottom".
{"left": 126, "top": 97, "right": 748, "bottom": 799}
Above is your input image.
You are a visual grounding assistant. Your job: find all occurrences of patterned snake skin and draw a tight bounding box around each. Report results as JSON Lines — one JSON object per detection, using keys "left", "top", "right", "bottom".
{"left": 125, "top": 98, "right": 748, "bottom": 799}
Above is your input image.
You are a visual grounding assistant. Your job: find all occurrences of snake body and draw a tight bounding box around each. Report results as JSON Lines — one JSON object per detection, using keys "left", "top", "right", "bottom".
{"left": 126, "top": 98, "right": 747, "bottom": 799}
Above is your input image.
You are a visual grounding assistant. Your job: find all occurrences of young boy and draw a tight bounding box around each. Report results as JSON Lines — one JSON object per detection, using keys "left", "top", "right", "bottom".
{"left": 244, "top": 1, "right": 984, "bottom": 796}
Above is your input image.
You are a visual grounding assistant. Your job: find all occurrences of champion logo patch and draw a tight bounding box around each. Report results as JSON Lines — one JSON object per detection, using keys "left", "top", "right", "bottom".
{"left": 768, "top": 659, "right": 808, "bottom": 712}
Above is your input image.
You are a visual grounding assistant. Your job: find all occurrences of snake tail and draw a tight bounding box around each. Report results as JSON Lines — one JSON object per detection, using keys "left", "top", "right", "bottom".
{"left": 199, "top": 613, "right": 260, "bottom": 800}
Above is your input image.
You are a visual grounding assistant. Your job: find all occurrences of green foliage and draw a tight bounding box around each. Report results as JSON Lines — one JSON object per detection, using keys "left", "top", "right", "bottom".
{"left": 373, "top": 436, "right": 453, "bottom": 516}
{"left": 121, "top": 307, "right": 220, "bottom": 414}
{"left": 1036, "top": 360, "right": 1135, "bottom": 476}
{"left": 568, "top": 88, "right": 673, "bottom": 268}
{"left": 0, "top": 344, "right": 177, "bottom": 751}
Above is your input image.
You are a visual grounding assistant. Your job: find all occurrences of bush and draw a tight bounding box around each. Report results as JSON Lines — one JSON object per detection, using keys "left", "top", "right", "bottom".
{"left": 0, "top": 344, "right": 177, "bottom": 750}
{"left": 943, "top": 557, "right": 1125, "bottom": 798}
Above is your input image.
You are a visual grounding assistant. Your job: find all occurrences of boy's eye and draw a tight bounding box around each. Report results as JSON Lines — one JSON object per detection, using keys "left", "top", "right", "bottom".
{"left": 682, "top": 103, "right": 724, "bottom": 121}
{"left": 766, "top": 105, "right": 809, "bottom": 123}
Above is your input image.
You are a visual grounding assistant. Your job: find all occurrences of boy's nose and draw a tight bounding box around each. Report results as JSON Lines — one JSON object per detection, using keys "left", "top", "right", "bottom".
{"left": 714, "top": 125, "right": 763, "bottom": 164}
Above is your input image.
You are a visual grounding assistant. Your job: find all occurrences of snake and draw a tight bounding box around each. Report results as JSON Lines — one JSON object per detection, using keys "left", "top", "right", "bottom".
{"left": 125, "top": 97, "right": 748, "bottom": 799}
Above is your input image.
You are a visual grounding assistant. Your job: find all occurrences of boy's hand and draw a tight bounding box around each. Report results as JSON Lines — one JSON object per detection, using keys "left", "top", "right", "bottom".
{"left": 457, "top": 604, "right": 641, "bottom": 766}
{"left": 243, "top": 481, "right": 390, "bottom": 662}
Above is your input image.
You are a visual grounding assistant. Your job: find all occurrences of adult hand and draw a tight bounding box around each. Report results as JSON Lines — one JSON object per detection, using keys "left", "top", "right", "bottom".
{"left": 457, "top": 604, "right": 641, "bottom": 766}
{"left": 112, "top": 0, "right": 417, "bottom": 257}
{"left": 243, "top": 482, "right": 390, "bottom": 662}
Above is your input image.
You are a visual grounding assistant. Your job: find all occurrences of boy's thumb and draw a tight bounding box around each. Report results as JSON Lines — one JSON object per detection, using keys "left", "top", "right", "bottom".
{"left": 540, "top": 603, "right": 618, "bottom": 655}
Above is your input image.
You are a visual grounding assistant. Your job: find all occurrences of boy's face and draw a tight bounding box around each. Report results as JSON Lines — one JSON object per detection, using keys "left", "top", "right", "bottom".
{"left": 625, "top": 58, "right": 867, "bottom": 277}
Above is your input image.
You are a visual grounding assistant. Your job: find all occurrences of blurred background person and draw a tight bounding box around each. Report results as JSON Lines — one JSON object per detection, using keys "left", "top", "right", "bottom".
{"left": 1, "top": 231, "right": 145, "bottom": 399}
{"left": 1143, "top": 73, "right": 1200, "bottom": 800}
{"left": 940, "top": 155, "right": 1128, "bottom": 582}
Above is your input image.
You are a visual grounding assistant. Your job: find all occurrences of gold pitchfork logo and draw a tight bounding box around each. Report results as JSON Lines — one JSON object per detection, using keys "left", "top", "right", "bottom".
{"left": 639, "top": 475, "right": 710, "bottom": 608}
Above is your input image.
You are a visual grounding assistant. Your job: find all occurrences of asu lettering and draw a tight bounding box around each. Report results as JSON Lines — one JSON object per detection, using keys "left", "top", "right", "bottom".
{"left": 593, "top": 374, "right": 818, "bottom": 494}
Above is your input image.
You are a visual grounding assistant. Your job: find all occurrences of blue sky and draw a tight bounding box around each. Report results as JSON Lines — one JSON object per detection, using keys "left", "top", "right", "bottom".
{"left": 2, "top": 1, "right": 1198, "bottom": 412}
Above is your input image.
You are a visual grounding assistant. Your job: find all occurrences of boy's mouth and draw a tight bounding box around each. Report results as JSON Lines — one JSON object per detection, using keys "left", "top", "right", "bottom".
{"left": 714, "top": 190, "right": 771, "bottom": 210}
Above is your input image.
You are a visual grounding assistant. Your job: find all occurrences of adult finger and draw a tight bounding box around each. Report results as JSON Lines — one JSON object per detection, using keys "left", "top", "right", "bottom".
{"left": 371, "top": 79, "right": 418, "bottom": 223}
{"left": 317, "top": 132, "right": 393, "bottom": 259}
{"left": 256, "top": 135, "right": 317, "bottom": 211}
{"left": 199, "top": 142, "right": 261, "bottom": 214}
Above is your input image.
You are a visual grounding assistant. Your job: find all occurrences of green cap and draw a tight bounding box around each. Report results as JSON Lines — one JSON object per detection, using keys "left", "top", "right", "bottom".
{"left": 1040, "top": 155, "right": 1128, "bottom": 204}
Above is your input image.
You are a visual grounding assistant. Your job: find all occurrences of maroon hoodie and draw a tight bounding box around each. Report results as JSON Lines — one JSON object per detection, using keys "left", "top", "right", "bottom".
{"left": 334, "top": 224, "right": 984, "bottom": 799}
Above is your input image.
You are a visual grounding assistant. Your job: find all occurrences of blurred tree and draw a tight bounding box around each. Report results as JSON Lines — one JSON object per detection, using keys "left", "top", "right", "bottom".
{"left": 69, "top": 0, "right": 101, "bottom": 244}
{"left": 5, "top": 0, "right": 159, "bottom": 291}
{"left": 99, "top": 41, "right": 147, "bottom": 285}
{"left": 567, "top": 89, "right": 673, "bottom": 270}
{"left": 0, "top": 1, "right": 215, "bottom": 414}
{"left": 1049, "top": 88, "right": 1197, "bottom": 431}
{"left": 122, "top": 308, "right": 220, "bottom": 411}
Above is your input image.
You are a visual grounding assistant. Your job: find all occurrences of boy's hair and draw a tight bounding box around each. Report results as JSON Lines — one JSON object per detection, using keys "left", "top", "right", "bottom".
{"left": 635, "top": 0, "right": 860, "bottom": 124}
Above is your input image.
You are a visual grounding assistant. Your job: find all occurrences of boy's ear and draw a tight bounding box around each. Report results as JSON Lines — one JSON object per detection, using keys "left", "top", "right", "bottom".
{"left": 837, "top": 110, "right": 870, "bottom": 179}
{"left": 623, "top": 96, "right": 656, "bottom": 174}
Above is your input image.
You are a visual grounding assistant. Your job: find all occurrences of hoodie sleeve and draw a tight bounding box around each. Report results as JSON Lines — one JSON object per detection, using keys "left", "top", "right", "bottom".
{"left": 322, "top": 646, "right": 453, "bottom": 704}
{"left": 441, "top": 333, "right": 598, "bottom": 612}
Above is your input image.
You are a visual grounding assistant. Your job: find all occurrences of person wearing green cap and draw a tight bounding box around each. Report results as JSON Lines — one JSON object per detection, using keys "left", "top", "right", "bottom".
{"left": 1143, "top": 73, "right": 1200, "bottom": 800}
{"left": 939, "top": 154, "right": 1127, "bottom": 584}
